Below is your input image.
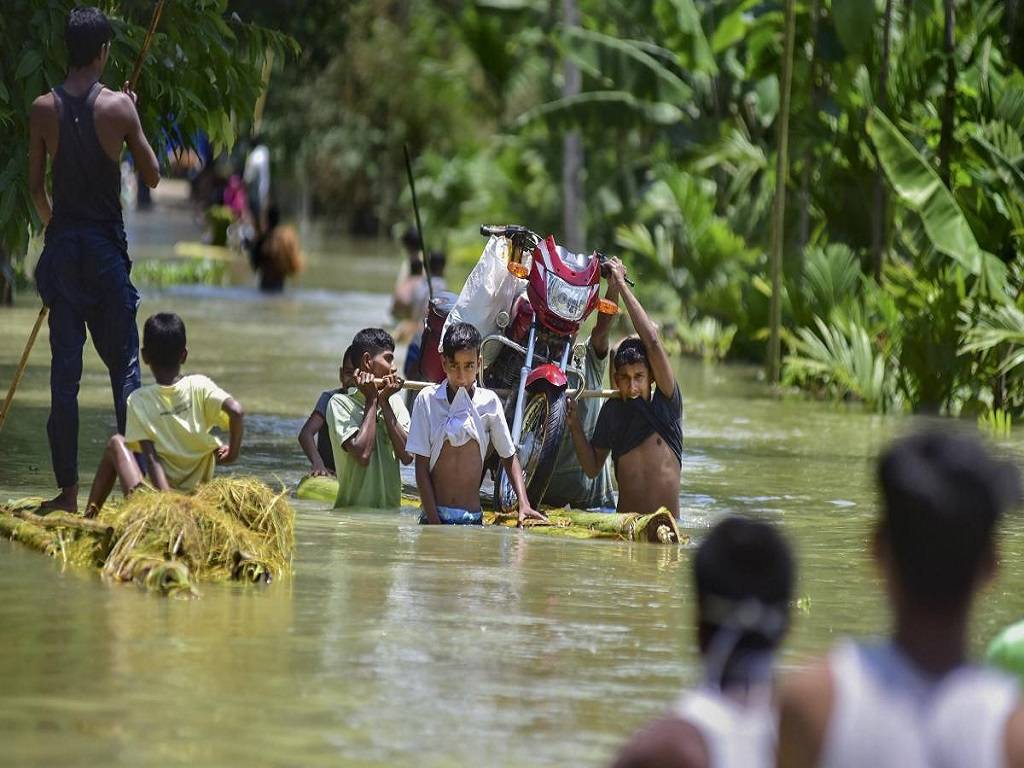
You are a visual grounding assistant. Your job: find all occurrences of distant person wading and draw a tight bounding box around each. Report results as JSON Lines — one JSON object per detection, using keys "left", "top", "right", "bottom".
{"left": 27, "top": 6, "right": 161, "bottom": 514}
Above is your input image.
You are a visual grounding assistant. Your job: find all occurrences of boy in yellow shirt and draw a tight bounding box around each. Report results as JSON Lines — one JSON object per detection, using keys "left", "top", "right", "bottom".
{"left": 83, "top": 313, "right": 245, "bottom": 517}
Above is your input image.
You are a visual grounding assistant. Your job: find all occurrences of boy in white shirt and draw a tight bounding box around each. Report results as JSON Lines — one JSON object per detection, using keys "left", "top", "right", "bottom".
{"left": 406, "top": 322, "right": 546, "bottom": 526}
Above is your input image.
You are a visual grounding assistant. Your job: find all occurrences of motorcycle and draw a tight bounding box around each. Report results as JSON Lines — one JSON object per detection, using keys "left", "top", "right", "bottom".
{"left": 476, "top": 225, "right": 618, "bottom": 514}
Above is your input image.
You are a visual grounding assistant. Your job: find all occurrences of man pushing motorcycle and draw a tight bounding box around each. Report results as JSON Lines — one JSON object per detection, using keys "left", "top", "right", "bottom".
{"left": 567, "top": 257, "right": 683, "bottom": 517}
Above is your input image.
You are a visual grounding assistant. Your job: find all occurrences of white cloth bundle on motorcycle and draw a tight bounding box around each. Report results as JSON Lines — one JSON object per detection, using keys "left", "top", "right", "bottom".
{"left": 440, "top": 235, "right": 528, "bottom": 364}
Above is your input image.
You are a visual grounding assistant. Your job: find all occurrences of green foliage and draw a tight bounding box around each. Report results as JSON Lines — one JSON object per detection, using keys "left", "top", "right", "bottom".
{"left": 0, "top": 0, "right": 296, "bottom": 257}
{"left": 131, "top": 258, "right": 226, "bottom": 289}
{"left": 978, "top": 408, "right": 1013, "bottom": 439}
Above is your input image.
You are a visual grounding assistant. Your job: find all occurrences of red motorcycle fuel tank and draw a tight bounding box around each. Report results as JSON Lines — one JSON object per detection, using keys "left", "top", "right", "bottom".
{"left": 527, "top": 236, "right": 601, "bottom": 335}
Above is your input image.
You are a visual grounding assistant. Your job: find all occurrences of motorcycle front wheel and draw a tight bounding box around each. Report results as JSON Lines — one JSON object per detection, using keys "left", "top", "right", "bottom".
{"left": 494, "top": 385, "right": 566, "bottom": 516}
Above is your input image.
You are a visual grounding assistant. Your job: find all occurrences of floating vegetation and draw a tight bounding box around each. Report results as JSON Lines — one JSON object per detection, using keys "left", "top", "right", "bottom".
{"left": 132, "top": 257, "right": 227, "bottom": 288}
{"left": 978, "top": 408, "right": 1013, "bottom": 439}
{"left": 0, "top": 477, "right": 294, "bottom": 597}
{"left": 296, "top": 475, "right": 684, "bottom": 544}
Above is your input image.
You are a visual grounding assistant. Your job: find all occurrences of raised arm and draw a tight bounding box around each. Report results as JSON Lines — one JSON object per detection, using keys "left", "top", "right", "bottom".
{"left": 216, "top": 397, "right": 245, "bottom": 464}
{"left": 590, "top": 281, "right": 619, "bottom": 359}
{"left": 342, "top": 371, "right": 380, "bottom": 467}
{"left": 607, "top": 257, "right": 676, "bottom": 396}
{"left": 120, "top": 86, "right": 160, "bottom": 189}
{"left": 378, "top": 375, "right": 413, "bottom": 465}
{"left": 567, "top": 397, "right": 610, "bottom": 479}
{"left": 28, "top": 96, "right": 53, "bottom": 227}
{"left": 298, "top": 411, "right": 332, "bottom": 475}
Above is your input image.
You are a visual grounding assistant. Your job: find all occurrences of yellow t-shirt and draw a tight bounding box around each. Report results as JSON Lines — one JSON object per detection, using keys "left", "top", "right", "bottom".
{"left": 124, "top": 374, "right": 232, "bottom": 491}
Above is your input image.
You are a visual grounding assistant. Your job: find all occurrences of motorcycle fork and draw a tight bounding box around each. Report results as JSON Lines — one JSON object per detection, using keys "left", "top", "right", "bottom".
{"left": 510, "top": 321, "right": 537, "bottom": 445}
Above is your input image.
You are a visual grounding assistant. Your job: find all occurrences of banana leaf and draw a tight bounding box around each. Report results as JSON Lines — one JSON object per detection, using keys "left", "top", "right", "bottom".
{"left": 866, "top": 109, "right": 1007, "bottom": 298}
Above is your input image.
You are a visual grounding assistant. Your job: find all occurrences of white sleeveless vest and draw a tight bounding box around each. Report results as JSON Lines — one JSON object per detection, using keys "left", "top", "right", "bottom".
{"left": 821, "top": 641, "right": 1019, "bottom": 768}
{"left": 673, "top": 685, "right": 775, "bottom": 768}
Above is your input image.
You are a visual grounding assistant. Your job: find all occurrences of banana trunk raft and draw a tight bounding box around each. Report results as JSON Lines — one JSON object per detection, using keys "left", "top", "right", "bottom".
{"left": 0, "top": 477, "right": 295, "bottom": 597}
{"left": 295, "top": 475, "right": 684, "bottom": 544}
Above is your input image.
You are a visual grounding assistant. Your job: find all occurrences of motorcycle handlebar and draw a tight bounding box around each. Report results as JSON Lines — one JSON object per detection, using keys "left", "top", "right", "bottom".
{"left": 479, "top": 224, "right": 535, "bottom": 239}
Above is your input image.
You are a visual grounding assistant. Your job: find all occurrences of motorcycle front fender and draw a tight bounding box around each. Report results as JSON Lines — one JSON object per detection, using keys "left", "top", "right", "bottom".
{"left": 525, "top": 364, "right": 568, "bottom": 392}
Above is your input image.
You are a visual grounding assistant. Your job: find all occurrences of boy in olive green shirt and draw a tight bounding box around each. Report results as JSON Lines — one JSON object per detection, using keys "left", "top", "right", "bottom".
{"left": 83, "top": 313, "right": 245, "bottom": 517}
{"left": 327, "top": 328, "right": 412, "bottom": 508}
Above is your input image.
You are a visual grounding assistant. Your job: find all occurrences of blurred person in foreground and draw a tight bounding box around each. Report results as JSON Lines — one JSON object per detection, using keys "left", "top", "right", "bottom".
{"left": 613, "top": 516, "right": 794, "bottom": 768}
{"left": 777, "top": 428, "right": 1024, "bottom": 767}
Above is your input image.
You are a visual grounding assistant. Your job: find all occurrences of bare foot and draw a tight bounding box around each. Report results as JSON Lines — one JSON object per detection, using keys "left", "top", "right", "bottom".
{"left": 38, "top": 486, "right": 78, "bottom": 516}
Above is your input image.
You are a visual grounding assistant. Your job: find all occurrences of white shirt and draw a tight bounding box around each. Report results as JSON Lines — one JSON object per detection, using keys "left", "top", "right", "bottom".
{"left": 821, "top": 641, "right": 1019, "bottom": 768}
{"left": 673, "top": 685, "right": 776, "bottom": 768}
{"left": 406, "top": 382, "right": 516, "bottom": 470}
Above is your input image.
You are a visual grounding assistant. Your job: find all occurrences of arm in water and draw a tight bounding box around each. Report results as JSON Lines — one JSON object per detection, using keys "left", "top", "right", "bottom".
{"left": 500, "top": 454, "right": 547, "bottom": 527}
{"left": 298, "top": 411, "right": 332, "bottom": 476}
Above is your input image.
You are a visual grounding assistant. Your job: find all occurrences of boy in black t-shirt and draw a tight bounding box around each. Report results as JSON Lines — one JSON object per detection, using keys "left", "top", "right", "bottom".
{"left": 567, "top": 257, "right": 682, "bottom": 516}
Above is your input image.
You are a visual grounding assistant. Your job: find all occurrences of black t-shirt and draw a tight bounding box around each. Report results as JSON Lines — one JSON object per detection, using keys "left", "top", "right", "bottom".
{"left": 592, "top": 383, "right": 683, "bottom": 466}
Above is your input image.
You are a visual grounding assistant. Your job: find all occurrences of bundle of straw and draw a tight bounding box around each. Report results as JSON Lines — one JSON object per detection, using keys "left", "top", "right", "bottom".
{"left": 0, "top": 477, "right": 295, "bottom": 597}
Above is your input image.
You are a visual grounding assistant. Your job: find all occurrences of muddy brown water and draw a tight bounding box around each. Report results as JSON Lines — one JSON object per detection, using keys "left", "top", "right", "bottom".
{"left": 1, "top": 197, "right": 1022, "bottom": 766}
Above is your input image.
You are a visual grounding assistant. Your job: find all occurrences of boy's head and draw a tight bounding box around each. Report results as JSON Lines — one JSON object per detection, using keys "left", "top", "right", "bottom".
{"left": 694, "top": 516, "right": 794, "bottom": 659}
{"left": 350, "top": 328, "right": 396, "bottom": 379}
{"left": 142, "top": 313, "right": 188, "bottom": 371}
{"left": 402, "top": 227, "right": 421, "bottom": 257}
{"left": 66, "top": 7, "right": 112, "bottom": 70}
{"left": 339, "top": 345, "right": 356, "bottom": 390}
{"left": 876, "top": 428, "right": 1020, "bottom": 613}
{"left": 613, "top": 337, "right": 652, "bottom": 400}
{"left": 441, "top": 322, "right": 482, "bottom": 390}
{"left": 428, "top": 250, "right": 446, "bottom": 278}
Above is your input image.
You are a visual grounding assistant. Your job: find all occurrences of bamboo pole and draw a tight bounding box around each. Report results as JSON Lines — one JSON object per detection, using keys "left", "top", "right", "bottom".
{"left": 0, "top": 1, "right": 167, "bottom": 434}
{"left": 0, "top": 306, "right": 47, "bottom": 431}
{"left": 382, "top": 379, "right": 619, "bottom": 399}
{"left": 767, "top": 0, "right": 796, "bottom": 384}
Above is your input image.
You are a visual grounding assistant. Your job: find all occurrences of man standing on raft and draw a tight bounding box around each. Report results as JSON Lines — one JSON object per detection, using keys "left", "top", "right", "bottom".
{"left": 28, "top": 6, "right": 161, "bottom": 513}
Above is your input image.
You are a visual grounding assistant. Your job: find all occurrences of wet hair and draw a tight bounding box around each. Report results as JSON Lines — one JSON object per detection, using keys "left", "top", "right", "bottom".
{"left": 614, "top": 336, "right": 649, "bottom": 371}
{"left": 428, "top": 250, "right": 446, "bottom": 276}
{"left": 142, "top": 313, "right": 187, "bottom": 369}
{"left": 350, "top": 328, "right": 395, "bottom": 368}
{"left": 66, "top": 7, "right": 112, "bottom": 69}
{"left": 442, "top": 322, "right": 481, "bottom": 359}
{"left": 695, "top": 516, "right": 794, "bottom": 655}
{"left": 877, "top": 428, "right": 1020, "bottom": 609}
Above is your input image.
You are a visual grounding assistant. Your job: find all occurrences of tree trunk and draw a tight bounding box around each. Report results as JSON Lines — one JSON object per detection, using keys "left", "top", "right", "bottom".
{"left": 768, "top": 0, "right": 797, "bottom": 384}
{"left": 561, "top": 0, "right": 585, "bottom": 251}
{"left": 797, "top": 0, "right": 821, "bottom": 254}
{"left": 871, "top": 0, "right": 895, "bottom": 281}
{"left": 938, "top": 0, "right": 956, "bottom": 187}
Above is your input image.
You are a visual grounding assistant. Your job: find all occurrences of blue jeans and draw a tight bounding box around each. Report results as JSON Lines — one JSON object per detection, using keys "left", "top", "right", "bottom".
{"left": 35, "top": 223, "right": 142, "bottom": 488}
{"left": 419, "top": 506, "right": 483, "bottom": 525}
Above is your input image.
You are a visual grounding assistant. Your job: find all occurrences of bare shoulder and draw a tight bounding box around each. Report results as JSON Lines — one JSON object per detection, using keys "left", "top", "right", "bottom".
{"left": 611, "top": 716, "right": 709, "bottom": 768}
{"left": 1006, "top": 702, "right": 1024, "bottom": 768}
{"left": 777, "top": 659, "right": 834, "bottom": 767}
{"left": 94, "top": 87, "right": 134, "bottom": 117}
{"left": 30, "top": 92, "right": 57, "bottom": 122}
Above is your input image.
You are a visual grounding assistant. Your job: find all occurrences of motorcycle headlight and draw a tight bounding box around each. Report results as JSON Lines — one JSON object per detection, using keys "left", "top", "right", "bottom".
{"left": 545, "top": 273, "right": 591, "bottom": 322}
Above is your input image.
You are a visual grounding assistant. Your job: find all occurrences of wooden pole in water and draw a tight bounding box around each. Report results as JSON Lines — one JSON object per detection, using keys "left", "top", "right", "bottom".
{"left": 0, "top": 1, "right": 166, "bottom": 433}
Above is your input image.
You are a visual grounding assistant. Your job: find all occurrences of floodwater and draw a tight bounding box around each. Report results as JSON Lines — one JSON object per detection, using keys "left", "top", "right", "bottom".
{"left": 1, "top": 190, "right": 1023, "bottom": 766}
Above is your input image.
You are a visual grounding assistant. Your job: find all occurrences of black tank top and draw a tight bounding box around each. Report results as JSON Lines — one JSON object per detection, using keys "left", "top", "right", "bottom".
{"left": 50, "top": 82, "right": 122, "bottom": 229}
